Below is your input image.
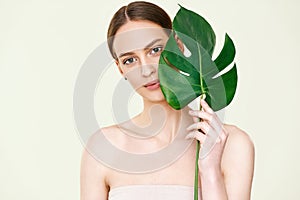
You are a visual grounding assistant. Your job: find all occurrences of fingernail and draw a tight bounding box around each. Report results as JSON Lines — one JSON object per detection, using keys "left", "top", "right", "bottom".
{"left": 186, "top": 125, "right": 192, "bottom": 131}
{"left": 185, "top": 133, "right": 194, "bottom": 140}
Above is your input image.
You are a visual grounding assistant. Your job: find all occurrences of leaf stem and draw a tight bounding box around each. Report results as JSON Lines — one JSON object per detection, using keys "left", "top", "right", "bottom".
{"left": 197, "top": 43, "right": 205, "bottom": 95}
{"left": 194, "top": 140, "right": 200, "bottom": 200}
{"left": 194, "top": 94, "right": 206, "bottom": 200}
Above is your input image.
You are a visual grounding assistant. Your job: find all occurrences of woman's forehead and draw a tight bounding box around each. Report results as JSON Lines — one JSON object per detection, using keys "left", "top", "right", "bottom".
{"left": 113, "top": 25, "right": 169, "bottom": 57}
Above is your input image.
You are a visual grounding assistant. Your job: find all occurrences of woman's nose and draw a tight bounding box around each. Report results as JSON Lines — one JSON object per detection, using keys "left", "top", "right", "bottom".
{"left": 140, "top": 57, "right": 156, "bottom": 77}
{"left": 141, "top": 64, "right": 156, "bottom": 77}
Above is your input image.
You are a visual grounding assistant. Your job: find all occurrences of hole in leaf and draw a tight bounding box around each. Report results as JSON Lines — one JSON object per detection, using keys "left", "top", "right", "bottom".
{"left": 183, "top": 44, "right": 192, "bottom": 57}
{"left": 179, "top": 70, "right": 190, "bottom": 76}
{"left": 212, "top": 62, "right": 235, "bottom": 79}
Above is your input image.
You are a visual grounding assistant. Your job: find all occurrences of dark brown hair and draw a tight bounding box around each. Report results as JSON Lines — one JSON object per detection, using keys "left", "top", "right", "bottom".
{"left": 107, "top": 1, "right": 172, "bottom": 59}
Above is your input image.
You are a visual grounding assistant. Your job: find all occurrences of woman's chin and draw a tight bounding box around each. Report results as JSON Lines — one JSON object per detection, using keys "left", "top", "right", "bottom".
{"left": 137, "top": 87, "right": 166, "bottom": 103}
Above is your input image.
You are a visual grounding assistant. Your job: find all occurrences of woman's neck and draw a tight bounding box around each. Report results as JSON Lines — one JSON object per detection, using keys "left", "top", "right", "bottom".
{"left": 141, "top": 99, "right": 182, "bottom": 123}
{"left": 130, "top": 99, "right": 190, "bottom": 143}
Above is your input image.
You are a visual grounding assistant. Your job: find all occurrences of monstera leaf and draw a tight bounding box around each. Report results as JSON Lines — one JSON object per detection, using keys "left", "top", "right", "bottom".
{"left": 158, "top": 5, "right": 238, "bottom": 200}
{"left": 158, "top": 5, "right": 237, "bottom": 111}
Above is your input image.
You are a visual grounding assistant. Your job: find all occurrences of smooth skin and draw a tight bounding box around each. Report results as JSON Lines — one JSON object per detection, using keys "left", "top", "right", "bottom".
{"left": 80, "top": 20, "right": 255, "bottom": 200}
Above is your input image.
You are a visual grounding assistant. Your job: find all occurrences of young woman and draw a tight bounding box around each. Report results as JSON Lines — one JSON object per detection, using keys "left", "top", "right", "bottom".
{"left": 80, "top": 1, "right": 255, "bottom": 200}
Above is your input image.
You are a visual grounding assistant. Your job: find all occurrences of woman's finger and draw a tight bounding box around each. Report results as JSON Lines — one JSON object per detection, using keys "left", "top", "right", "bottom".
{"left": 200, "top": 99, "right": 214, "bottom": 114}
{"left": 185, "top": 130, "right": 206, "bottom": 144}
{"left": 189, "top": 110, "right": 213, "bottom": 122}
{"left": 186, "top": 121, "right": 210, "bottom": 134}
{"left": 192, "top": 116, "right": 199, "bottom": 123}
{"left": 189, "top": 110, "right": 220, "bottom": 131}
{"left": 189, "top": 109, "right": 223, "bottom": 134}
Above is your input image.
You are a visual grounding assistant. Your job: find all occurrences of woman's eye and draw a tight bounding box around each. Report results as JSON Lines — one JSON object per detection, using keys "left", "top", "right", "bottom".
{"left": 150, "top": 46, "right": 163, "bottom": 55}
{"left": 123, "top": 57, "right": 136, "bottom": 65}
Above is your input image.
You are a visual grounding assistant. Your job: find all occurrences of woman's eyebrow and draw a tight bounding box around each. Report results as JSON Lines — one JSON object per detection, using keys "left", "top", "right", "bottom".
{"left": 118, "top": 39, "right": 163, "bottom": 58}
{"left": 143, "top": 38, "right": 163, "bottom": 50}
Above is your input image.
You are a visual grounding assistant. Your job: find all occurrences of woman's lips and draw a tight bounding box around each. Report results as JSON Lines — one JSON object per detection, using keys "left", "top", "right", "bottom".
{"left": 144, "top": 80, "right": 160, "bottom": 90}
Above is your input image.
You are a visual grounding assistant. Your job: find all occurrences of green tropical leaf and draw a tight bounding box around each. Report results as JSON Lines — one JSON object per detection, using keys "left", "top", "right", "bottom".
{"left": 158, "top": 5, "right": 238, "bottom": 111}
{"left": 158, "top": 5, "right": 238, "bottom": 200}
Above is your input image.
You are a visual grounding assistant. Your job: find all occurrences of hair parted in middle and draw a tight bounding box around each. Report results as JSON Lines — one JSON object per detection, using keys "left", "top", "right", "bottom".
{"left": 107, "top": 1, "right": 172, "bottom": 59}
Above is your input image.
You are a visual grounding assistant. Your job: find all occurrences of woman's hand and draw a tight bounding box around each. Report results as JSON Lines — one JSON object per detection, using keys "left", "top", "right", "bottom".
{"left": 185, "top": 99, "right": 228, "bottom": 175}
{"left": 185, "top": 99, "right": 254, "bottom": 200}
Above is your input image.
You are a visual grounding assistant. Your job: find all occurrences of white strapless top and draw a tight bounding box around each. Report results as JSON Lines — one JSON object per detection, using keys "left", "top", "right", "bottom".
{"left": 108, "top": 185, "right": 201, "bottom": 200}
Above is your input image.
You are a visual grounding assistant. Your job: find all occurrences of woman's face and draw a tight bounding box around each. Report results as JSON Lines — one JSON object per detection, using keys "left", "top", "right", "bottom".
{"left": 113, "top": 20, "right": 170, "bottom": 103}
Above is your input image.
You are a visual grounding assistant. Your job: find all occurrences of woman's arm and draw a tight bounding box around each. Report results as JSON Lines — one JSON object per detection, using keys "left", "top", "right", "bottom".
{"left": 80, "top": 148, "right": 109, "bottom": 200}
{"left": 199, "top": 126, "right": 254, "bottom": 200}
{"left": 186, "top": 99, "right": 255, "bottom": 200}
{"left": 222, "top": 126, "right": 255, "bottom": 200}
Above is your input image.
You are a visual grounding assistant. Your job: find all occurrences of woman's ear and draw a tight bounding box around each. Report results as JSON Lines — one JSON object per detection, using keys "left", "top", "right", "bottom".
{"left": 174, "top": 34, "right": 184, "bottom": 53}
{"left": 115, "top": 60, "right": 124, "bottom": 76}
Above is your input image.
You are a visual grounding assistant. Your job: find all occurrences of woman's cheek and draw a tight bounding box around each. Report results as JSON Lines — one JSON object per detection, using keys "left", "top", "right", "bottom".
{"left": 123, "top": 66, "right": 149, "bottom": 90}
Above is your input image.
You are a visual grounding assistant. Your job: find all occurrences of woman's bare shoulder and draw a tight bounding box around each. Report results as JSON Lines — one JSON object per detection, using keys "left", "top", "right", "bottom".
{"left": 87, "top": 124, "right": 122, "bottom": 143}
{"left": 82, "top": 125, "right": 118, "bottom": 162}
{"left": 223, "top": 124, "right": 254, "bottom": 147}
{"left": 83, "top": 124, "right": 120, "bottom": 161}
{"left": 222, "top": 124, "right": 255, "bottom": 170}
{"left": 81, "top": 125, "right": 121, "bottom": 177}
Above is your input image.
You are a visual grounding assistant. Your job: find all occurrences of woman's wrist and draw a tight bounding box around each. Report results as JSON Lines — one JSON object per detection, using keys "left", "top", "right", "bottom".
{"left": 199, "top": 167, "right": 228, "bottom": 200}
{"left": 199, "top": 166, "right": 224, "bottom": 182}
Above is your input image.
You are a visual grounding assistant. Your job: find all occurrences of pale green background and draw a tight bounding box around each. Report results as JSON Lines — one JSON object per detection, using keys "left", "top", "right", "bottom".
{"left": 1, "top": 0, "right": 299, "bottom": 199}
